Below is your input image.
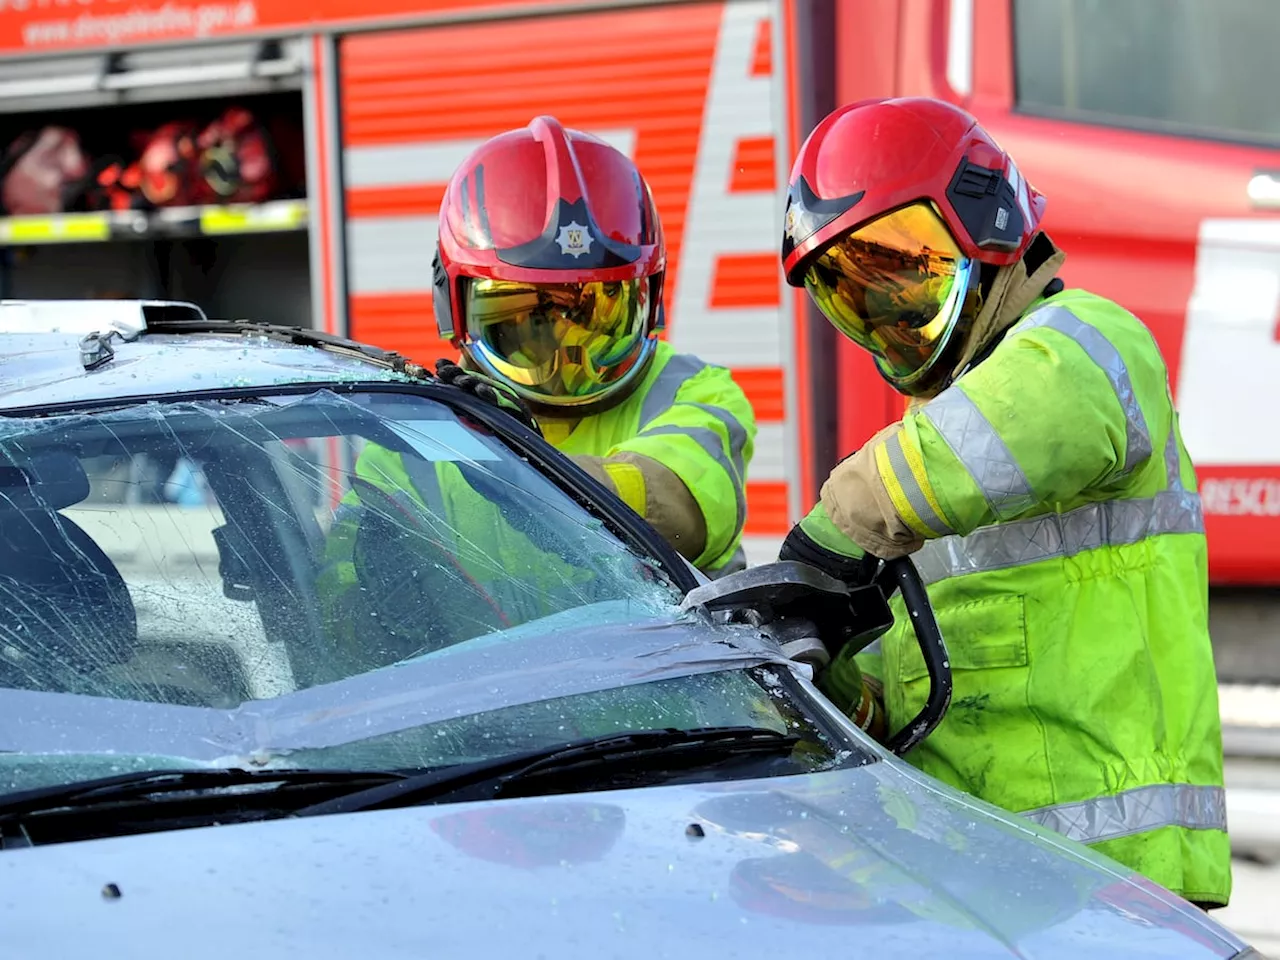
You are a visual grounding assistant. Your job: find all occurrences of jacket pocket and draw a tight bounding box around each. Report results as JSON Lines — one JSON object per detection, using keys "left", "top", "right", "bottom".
{"left": 890, "top": 593, "right": 1050, "bottom": 813}
{"left": 896, "top": 594, "right": 1028, "bottom": 684}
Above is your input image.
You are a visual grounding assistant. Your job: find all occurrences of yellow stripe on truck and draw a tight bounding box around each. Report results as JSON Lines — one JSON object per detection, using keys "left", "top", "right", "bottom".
{"left": 0, "top": 213, "right": 110, "bottom": 244}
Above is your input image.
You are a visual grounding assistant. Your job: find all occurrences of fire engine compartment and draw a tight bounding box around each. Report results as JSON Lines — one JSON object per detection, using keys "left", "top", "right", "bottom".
{"left": 0, "top": 40, "right": 312, "bottom": 329}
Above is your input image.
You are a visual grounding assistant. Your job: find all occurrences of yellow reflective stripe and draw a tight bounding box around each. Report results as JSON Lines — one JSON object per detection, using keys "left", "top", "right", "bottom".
{"left": 602, "top": 461, "right": 646, "bottom": 517}
{"left": 539, "top": 420, "right": 574, "bottom": 445}
{"left": 875, "top": 441, "right": 936, "bottom": 539}
{"left": 898, "top": 429, "right": 951, "bottom": 531}
{"left": 878, "top": 433, "right": 952, "bottom": 537}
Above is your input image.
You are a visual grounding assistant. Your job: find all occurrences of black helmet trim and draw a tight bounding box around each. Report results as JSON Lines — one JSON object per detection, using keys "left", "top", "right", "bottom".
{"left": 497, "top": 197, "right": 641, "bottom": 270}
{"left": 780, "top": 176, "right": 865, "bottom": 264}
{"left": 944, "top": 158, "right": 1026, "bottom": 254}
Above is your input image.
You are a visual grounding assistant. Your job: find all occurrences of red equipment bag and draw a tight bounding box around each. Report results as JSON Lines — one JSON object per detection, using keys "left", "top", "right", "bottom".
{"left": 0, "top": 127, "right": 91, "bottom": 215}
{"left": 194, "top": 107, "right": 278, "bottom": 205}
{"left": 2, "top": 107, "right": 284, "bottom": 215}
{"left": 136, "top": 121, "right": 203, "bottom": 207}
{"left": 83, "top": 122, "right": 203, "bottom": 211}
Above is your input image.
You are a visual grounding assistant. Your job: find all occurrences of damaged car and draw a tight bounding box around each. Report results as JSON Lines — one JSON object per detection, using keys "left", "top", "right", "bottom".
{"left": 0, "top": 299, "right": 1261, "bottom": 959}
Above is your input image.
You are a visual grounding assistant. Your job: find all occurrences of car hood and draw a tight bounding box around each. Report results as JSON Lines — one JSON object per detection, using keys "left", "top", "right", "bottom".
{"left": 0, "top": 760, "right": 1243, "bottom": 960}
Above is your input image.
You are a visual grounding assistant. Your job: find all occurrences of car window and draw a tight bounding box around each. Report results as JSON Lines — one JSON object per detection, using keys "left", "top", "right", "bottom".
{"left": 68, "top": 462, "right": 285, "bottom": 705}
{"left": 0, "top": 387, "right": 855, "bottom": 789}
{"left": 1013, "top": 0, "right": 1280, "bottom": 146}
{"left": 0, "top": 389, "right": 676, "bottom": 701}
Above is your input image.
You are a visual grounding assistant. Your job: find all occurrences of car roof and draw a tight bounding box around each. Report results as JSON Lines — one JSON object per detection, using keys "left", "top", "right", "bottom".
{"left": 0, "top": 300, "right": 430, "bottom": 413}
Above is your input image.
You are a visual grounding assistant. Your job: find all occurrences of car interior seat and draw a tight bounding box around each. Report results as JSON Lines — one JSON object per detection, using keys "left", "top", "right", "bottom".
{"left": 0, "top": 451, "right": 138, "bottom": 690}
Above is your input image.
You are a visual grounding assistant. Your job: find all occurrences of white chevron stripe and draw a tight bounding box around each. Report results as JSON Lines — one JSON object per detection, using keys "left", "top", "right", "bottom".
{"left": 347, "top": 216, "right": 436, "bottom": 294}
{"left": 345, "top": 129, "right": 637, "bottom": 190}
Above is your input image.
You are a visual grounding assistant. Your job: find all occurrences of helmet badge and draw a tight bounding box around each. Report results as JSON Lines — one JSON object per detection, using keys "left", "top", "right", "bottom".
{"left": 556, "top": 221, "right": 594, "bottom": 258}
{"left": 784, "top": 204, "right": 800, "bottom": 241}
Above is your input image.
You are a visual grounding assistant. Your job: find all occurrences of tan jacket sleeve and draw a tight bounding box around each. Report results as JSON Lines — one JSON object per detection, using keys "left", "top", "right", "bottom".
{"left": 819, "top": 423, "right": 925, "bottom": 561}
{"left": 572, "top": 452, "right": 708, "bottom": 562}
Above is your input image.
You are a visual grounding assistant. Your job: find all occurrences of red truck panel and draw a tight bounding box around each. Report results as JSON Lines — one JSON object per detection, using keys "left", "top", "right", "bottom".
{"left": 832, "top": 0, "right": 1280, "bottom": 584}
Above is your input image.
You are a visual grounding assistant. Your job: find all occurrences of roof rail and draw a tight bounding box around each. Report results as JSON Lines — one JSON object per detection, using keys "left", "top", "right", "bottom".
{"left": 0, "top": 299, "right": 206, "bottom": 338}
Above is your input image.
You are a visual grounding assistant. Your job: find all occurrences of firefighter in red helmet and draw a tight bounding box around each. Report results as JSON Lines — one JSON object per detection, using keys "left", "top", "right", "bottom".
{"left": 777, "top": 97, "right": 1228, "bottom": 908}
{"left": 429, "top": 116, "right": 755, "bottom": 575}
{"left": 315, "top": 118, "right": 755, "bottom": 680}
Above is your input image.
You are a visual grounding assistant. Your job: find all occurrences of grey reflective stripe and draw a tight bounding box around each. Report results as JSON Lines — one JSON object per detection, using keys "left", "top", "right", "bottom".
{"left": 685, "top": 401, "right": 748, "bottom": 483}
{"left": 1164, "top": 407, "right": 1185, "bottom": 493}
{"left": 332, "top": 502, "right": 362, "bottom": 527}
{"left": 637, "top": 424, "right": 746, "bottom": 534}
{"left": 1021, "top": 783, "right": 1226, "bottom": 845}
{"left": 883, "top": 432, "right": 952, "bottom": 536}
{"left": 913, "top": 489, "right": 1203, "bottom": 585}
{"left": 921, "top": 386, "right": 1036, "bottom": 521}
{"left": 707, "top": 544, "right": 748, "bottom": 579}
{"left": 915, "top": 377, "right": 1202, "bottom": 586}
{"left": 635, "top": 352, "right": 748, "bottom": 536}
{"left": 1018, "top": 306, "right": 1152, "bottom": 477}
{"left": 400, "top": 456, "right": 449, "bottom": 519}
{"left": 639, "top": 353, "right": 709, "bottom": 429}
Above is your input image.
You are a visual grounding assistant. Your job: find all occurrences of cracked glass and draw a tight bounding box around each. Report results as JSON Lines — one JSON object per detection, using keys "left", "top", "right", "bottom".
{"left": 0, "top": 387, "right": 844, "bottom": 794}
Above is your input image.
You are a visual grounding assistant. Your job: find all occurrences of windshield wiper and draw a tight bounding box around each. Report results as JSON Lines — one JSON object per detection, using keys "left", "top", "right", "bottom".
{"left": 293, "top": 725, "right": 801, "bottom": 819}
{"left": 0, "top": 768, "right": 405, "bottom": 824}
{"left": 0, "top": 727, "right": 800, "bottom": 835}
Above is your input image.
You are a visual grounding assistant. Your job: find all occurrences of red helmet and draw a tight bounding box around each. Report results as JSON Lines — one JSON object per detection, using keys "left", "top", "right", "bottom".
{"left": 432, "top": 116, "right": 665, "bottom": 415}
{"left": 781, "top": 97, "right": 1046, "bottom": 396}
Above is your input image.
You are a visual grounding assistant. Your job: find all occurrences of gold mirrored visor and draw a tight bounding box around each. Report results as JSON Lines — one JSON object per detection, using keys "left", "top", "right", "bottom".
{"left": 803, "top": 203, "right": 973, "bottom": 381}
{"left": 464, "top": 277, "right": 650, "bottom": 404}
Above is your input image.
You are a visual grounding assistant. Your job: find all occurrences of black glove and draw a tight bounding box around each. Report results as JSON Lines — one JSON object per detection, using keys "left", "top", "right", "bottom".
{"left": 779, "top": 523, "right": 881, "bottom": 588}
{"left": 433, "top": 358, "right": 538, "bottom": 432}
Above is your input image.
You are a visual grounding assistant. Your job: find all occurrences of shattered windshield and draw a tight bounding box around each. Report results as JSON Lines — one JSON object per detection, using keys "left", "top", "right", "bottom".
{"left": 0, "top": 388, "right": 847, "bottom": 794}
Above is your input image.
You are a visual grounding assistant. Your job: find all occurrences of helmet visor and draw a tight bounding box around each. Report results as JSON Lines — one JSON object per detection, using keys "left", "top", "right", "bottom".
{"left": 803, "top": 203, "right": 973, "bottom": 381}
{"left": 465, "top": 278, "right": 650, "bottom": 404}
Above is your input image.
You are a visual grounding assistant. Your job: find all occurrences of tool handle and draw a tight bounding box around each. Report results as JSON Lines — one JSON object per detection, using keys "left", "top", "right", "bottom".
{"left": 879, "top": 555, "right": 953, "bottom": 756}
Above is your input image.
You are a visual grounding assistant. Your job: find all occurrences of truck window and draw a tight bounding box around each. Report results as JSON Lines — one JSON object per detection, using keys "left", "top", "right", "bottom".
{"left": 1012, "top": 0, "right": 1280, "bottom": 146}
